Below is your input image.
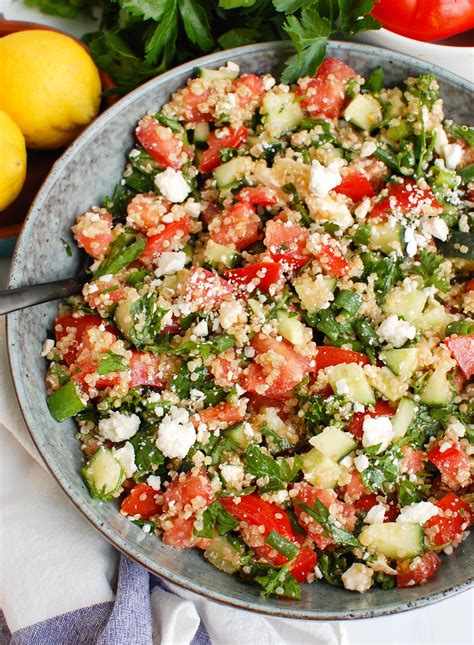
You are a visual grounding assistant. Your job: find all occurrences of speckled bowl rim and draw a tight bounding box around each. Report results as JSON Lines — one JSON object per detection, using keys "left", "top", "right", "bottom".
{"left": 7, "top": 40, "right": 474, "bottom": 620}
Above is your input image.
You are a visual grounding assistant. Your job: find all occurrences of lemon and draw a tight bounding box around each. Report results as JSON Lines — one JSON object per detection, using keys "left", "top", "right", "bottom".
{"left": 0, "top": 109, "right": 27, "bottom": 211}
{"left": 0, "top": 30, "right": 101, "bottom": 149}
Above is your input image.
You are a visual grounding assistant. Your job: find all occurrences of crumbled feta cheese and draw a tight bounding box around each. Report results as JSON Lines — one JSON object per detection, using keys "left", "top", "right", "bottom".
{"left": 154, "top": 168, "right": 191, "bottom": 203}
{"left": 147, "top": 475, "right": 162, "bottom": 491}
{"left": 364, "top": 504, "right": 386, "bottom": 525}
{"left": 404, "top": 226, "right": 418, "bottom": 257}
{"left": 263, "top": 75, "right": 276, "bottom": 91}
{"left": 377, "top": 315, "right": 416, "bottom": 348}
{"left": 340, "top": 454, "right": 354, "bottom": 469}
{"left": 42, "top": 338, "right": 55, "bottom": 356}
{"left": 354, "top": 402, "right": 365, "bottom": 413}
{"left": 310, "top": 159, "right": 343, "bottom": 197}
{"left": 224, "top": 61, "right": 239, "bottom": 72}
{"left": 220, "top": 463, "right": 244, "bottom": 487}
{"left": 335, "top": 378, "right": 350, "bottom": 395}
{"left": 360, "top": 141, "right": 377, "bottom": 158}
{"left": 154, "top": 251, "right": 187, "bottom": 277}
{"left": 397, "top": 501, "right": 439, "bottom": 524}
{"left": 219, "top": 300, "right": 243, "bottom": 330}
{"left": 459, "top": 214, "right": 470, "bottom": 233}
{"left": 341, "top": 563, "right": 373, "bottom": 593}
{"left": 156, "top": 406, "right": 196, "bottom": 459}
{"left": 422, "top": 216, "right": 449, "bottom": 242}
{"left": 193, "top": 320, "right": 209, "bottom": 337}
{"left": 444, "top": 143, "right": 463, "bottom": 169}
{"left": 112, "top": 441, "right": 137, "bottom": 478}
{"left": 447, "top": 417, "right": 466, "bottom": 438}
{"left": 354, "top": 454, "right": 370, "bottom": 472}
{"left": 354, "top": 198, "right": 371, "bottom": 219}
{"left": 362, "top": 416, "right": 393, "bottom": 453}
{"left": 99, "top": 412, "right": 140, "bottom": 442}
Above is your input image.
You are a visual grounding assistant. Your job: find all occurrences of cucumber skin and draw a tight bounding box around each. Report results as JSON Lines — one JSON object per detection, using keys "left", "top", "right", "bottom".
{"left": 81, "top": 447, "right": 125, "bottom": 501}
{"left": 359, "top": 522, "right": 423, "bottom": 559}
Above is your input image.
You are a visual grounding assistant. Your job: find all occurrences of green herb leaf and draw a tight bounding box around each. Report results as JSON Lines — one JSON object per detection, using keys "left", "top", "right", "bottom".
{"left": 97, "top": 351, "right": 129, "bottom": 375}
{"left": 60, "top": 238, "right": 73, "bottom": 256}
{"left": 265, "top": 530, "right": 300, "bottom": 560}
{"left": 254, "top": 563, "right": 301, "bottom": 599}
{"left": 364, "top": 66, "right": 384, "bottom": 93}
{"left": 179, "top": 0, "right": 215, "bottom": 52}
{"left": 129, "top": 428, "right": 165, "bottom": 481}
{"left": 194, "top": 500, "right": 238, "bottom": 538}
{"left": 295, "top": 499, "right": 362, "bottom": 547}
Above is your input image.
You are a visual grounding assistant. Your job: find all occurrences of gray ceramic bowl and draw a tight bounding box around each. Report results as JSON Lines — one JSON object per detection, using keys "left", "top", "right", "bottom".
{"left": 7, "top": 41, "right": 473, "bottom": 620}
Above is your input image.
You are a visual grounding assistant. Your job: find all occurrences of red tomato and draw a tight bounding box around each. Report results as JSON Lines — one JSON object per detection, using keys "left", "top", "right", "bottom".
{"left": 121, "top": 483, "right": 161, "bottom": 519}
{"left": 182, "top": 266, "right": 234, "bottom": 312}
{"left": 445, "top": 335, "right": 474, "bottom": 379}
{"left": 237, "top": 186, "right": 277, "bottom": 206}
{"left": 369, "top": 179, "right": 440, "bottom": 221}
{"left": 355, "top": 494, "right": 379, "bottom": 512}
{"left": 296, "top": 58, "right": 357, "bottom": 119}
{"left": 400, "top": 445, "right": 426, "bottom": 475}
{"left": 397, "top": 552, "right": 441, "bottom": 588}
{"left": 71, "top": 327, "right": 124, "bottom": 391}
{"left": 242, "top": 333, "right": 314, "bottom": 399}
{"left": 162, "top": 470, "right": 215, "bottom": 514}
{"left": 140, "top": 217, "right": 193, "bottom": 261}
{"left": 210, "top": 201, "right": 260, "bottom": 251}
{"left": 264, "top": 220, "right": 311, "bottom": 270}
{"left": 310, "top": 232, "right": 349, "bottom": 277}
{"left": 135, "top": 116, "right": 191, "bottom": 170}
{"left": 465, "top": 279, "right": 474, "bottom": 291}
{"left": 334, "top": 172, "right": 375, "bottom": 202}
{"left": 427, "top": 441, "right": 471, "bottom": 490}
{"left": 245, "top": 392, "right": 290, "bottom": 414}
{"left": 162, "top": 516, "right": 211, "bottom": 549}
{"left": 425, "top": 493, "right": 473, "bottom": 547}
{"left": 73, "top": 210, "right": 113, "bottom": 260}
{"left": 201, "top": 200, "right": 221, "bottom": 227}
{"left": 344, "top": 471, "right": 372, "bottom": 503}
{"left": 290, "top": 547, "right": 318, "bottom": 583}
{"left": 347, "top": 400, "right": 394, "bottom": 440}
{"left": 194, "top": 402, "right": 245, "bottom": 427}
{"left": 84, "top": 278, "right": 125, "bottom": 311}
{"left": 198, "top": 126, "right": 248, "bottom": 173}
{"left": 209, "top": 349, "right": 242, "bottom": 389}
{"left": 126, "top": 193, "right": 170, "bottom": 234}
{"left": 232, "top": 74, "right": 265, "bottom": 108}
{"left": 315, "top": 346, "right": 370, "bottom": 372}
{"left": 129, "top": 352, "right": 167, "bottom": 389}
{"left": 182, "top": 88, "right": 212, "bottom": 122}
{"left": 372, "top": 0, "right": 474, "bottom": 42}
{"left": 55, "top": 314, "right": 108, "bottom": 365}
{"left": 225, "top": 261, "right": 285, "bottom": 296}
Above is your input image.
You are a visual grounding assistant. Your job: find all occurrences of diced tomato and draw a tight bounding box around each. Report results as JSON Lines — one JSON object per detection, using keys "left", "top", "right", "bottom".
{"left": 198, "top": 125, "right": 248, "bottom": 173}
{"left": 194, "top": 402, "right": 245, "bottom": 428}
{"left": 129, "top": 352, "right": 167, "bottom": 389}
{"left": 84, "top": 278, "right": 125, "bottom": 311}
{"left": 427, "top": 441, "right": 471, "bottom": 490}
{"left": 245, "top": 392, "right": 290, "bottom": 414}
{"left": 344, "top": 471, "right": 372, "bottom": 503}
{"left": 445, "top": 335, "right": 474, "bottom": 379}
{"left": 355, "top": 494, "right": 379, "bottom": 512}
{"left": 425, "top": 493, "right": 473, "bottom": 547}
{"left": 400, "top": 445, "right": 426, "bottom": 475}
{"left": 126, "top": 193, "right": 171, "bottom": 234}
{"left": 264, "top": 220, "right": 311, "bottom": 270}
{"left": 310, "top": 232, "right": 349, "bottom": 277}
{"left": 73, "top": 209, "right": 113, "bottom": 260}
{"left": 140, "top": 217, "right": 193, "bottom": 261}
{"left": 162, "top": 516, "right": 211, "bottom": 550}
{"left": 210, "top": 201, "right": 260, "bottom": 250}
{"left": 182, "top": 266, "right": 234, "bottom": 312}
{"left": 162, "top": 470, "right": 215, "bottom": 514}
{"left": 315, "top": 346, "right": 370, "bottom": 372}
{"left": 397, "top": 552, "right": 441, "bottom": 588}
{"left": 201, "top": 200, "right": 221, "bottom": 227}
{"left": 121, "top": 483, "right": 162, "bottom": 519}
{"left": 182, "top": 88, "right": 212, "bottom": 122}
{"left": 296, "top": 58, "right": 357, "bottom": 119}
{"left": 347, "top": 400, "right": 394, "bottom": 440}
{"left": 136, "top": 116, "right": 191, "bottom": 170}
{"left": 55, "top": 314, "right": 108, "bottom": 365}
{"left": 242, "top": 333, "right": 314, "bottom": 399}
{"left": 210, "top": 349, "right": 242, "bottom": 388}
{"left": 385, "top": 499, "right": 400, "bottom": 522}
{"left": 369, "top": 179, "right": 440, "bottom": 221}
{"left": 237, "top": 186, "right": 277, "bottom": 207}
{"left": 225, "top": 262, "right": 285, "bottom": 296}
{"left": 290, "top": 547, "right": 318, "bottom": 583}
{"left": 334, "top": 172, "right": 375, "bottom": 202}
{"left": 232, "top": 74, "right": 265, "bottom": 108}
{"left": 71, "top": 327, "right": 124, "bottom": 391}
{"left": 465, "top": 278, "right": 474, "bottom": 291}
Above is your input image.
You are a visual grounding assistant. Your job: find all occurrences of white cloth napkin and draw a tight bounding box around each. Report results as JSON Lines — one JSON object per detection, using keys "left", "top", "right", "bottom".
{"left": 0, "top": 318, "right": 345, "bottom": 644}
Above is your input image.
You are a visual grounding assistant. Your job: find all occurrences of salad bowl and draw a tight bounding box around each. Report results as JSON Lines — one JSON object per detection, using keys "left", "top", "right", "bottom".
{"left": 6, "top": 40, "right": 473, "bottom": 619}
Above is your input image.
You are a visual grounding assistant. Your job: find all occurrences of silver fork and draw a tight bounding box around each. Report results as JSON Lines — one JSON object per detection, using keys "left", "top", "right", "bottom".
{"left": 0, "top": 274, "right": 87, "bottom": 316}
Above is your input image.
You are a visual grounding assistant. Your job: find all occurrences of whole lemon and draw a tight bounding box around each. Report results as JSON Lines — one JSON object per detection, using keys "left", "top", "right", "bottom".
{"left": 0, "top": 30, "right": 101, "bottom": 149}
{"left": 0, "top": 109, "right": 27, "bottom": 211}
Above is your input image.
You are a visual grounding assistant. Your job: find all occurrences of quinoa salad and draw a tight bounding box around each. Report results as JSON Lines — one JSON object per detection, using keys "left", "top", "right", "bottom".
{"left": 44, "top": 58, "right": 474, "bottom": 599}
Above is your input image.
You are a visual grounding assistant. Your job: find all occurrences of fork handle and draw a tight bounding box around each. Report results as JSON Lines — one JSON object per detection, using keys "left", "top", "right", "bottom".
{"left": 0, "top": 276, "right": 86, "bottom": 316}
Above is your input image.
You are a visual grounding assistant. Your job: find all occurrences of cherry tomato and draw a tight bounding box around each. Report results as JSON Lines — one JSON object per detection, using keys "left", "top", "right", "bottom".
{"left": 210, "top": 201, "right": 260, "bottom": 251}
{"left": 182, "top": 88, "right": 212, "bottom": 122}
{"left": 73, "top": 210, "right": 113, "bottom": 260}
{"left": 315, "top": 346, "right": 370, "bottom": 372}
{"left": 354, "top": 494, "right": 379, "bottom": 512}
{"left": 135, "top": 116, "right": 191, "bottom": 170}
{"left": 198, "top": 126, "right": 248, "bottom": 173}
{"left": 290, "top": 547, "right": 318, "bottom": 583}
{"left": 162, "top": 470, "right": 215, "bottom": 515}
{"left": 296, "top": 58, "right": 357, "bottom": 119}
{"left": 121, "top": 483, "right": 162, "bottom": 519}
{"left": 310, "top": 232, "right": 349, "bottom": 277}
{"left": 425, "top": 493, "right": 473, "bottom": 547}
{"left": 140, "top": 217, "right": 193, "bottom": 261}
{"left": 427, "top": 441, "right": 471, "bottom": 490}
{"left": 162, "top": 516, "right": 211, "bottom": 549}
{"left": 237, "top": 186, "right": 277, "bottom": 206}
{"left": 71, "top": 327, "right": 124, "bottom": 391}
{"left": 445, "top": 335, "right": 474, "bottom": 379}
{"left": 182, "top": 266, "right": 234, "bottom": 312}
{"left": 344, "top": 471, "right": 373, "bottom": 503}
{"left": 232, "top": 74, "right": 265, "bottom": 108}
{"left": 369, "top": 179, "right": 440, "bottom": 221}
{"left": 129, "top": 352, "right": 167, "bottom": 389}
{"left": 347, "top": 400, "right": 394, "bottom": 440}
{"left": 397, "top": 552, "right": 441, "bottom": 588}
{"left": 55, "top": 314, "right": 110, "bottom": 365}
{"left": 126, "top": 193, "right": 170, "bottom": 234}
{"left": 264, "top": 220, "right": 311, "bottom": 270}
{"left": 225, "top": 262, "right": 285, "bottom": 296}
{"left": 400, "top": 445, "right": 426, "bottom": 475}
{"left": 193, "top": 402, "right": 245, "bottom": 427}
{"left": 334, "top": 172, "right": 375, "bottom": 202}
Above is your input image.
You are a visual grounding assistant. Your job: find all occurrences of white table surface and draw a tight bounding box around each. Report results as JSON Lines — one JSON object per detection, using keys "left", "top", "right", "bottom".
{"left": 1, "top": 2, "right": 473, "bottom": 642}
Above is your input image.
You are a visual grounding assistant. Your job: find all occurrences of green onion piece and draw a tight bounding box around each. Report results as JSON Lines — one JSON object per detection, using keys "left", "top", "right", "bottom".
{"left": 47, "top": 380, "right": 86, "bottom": 422}
{"left": 94, "top": 231, "right": 146, "bottom": 278}
{"left": 334, "top": 290, "right": 362, "bottom": 315}
{"left": 446, "top": 320, "right": 474, "bottom": 336}
{"left": 459, "top": 164, "right": 474, "bottom": 184}
{"left": 264, "top": 530, "right": 300, "bottom": 561}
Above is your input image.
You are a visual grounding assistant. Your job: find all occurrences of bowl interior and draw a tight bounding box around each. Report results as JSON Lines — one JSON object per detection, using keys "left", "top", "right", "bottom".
{"left": 6, "top": 41, "right": 473, "bottom": 620}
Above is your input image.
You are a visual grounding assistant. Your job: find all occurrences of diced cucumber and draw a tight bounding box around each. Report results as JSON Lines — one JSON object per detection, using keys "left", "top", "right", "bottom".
{"left": 418, "top": 302, "right": 453, "bottom": 337}
{"left": 214, "top": 156, "right": 252, "bottom": 189}
{"left": 47, "top": 380, "right": 86, "bottom": 422}
{"left": 277, "top": 311, "right": 307, "bottom": 346}
{"left": 329, "top": 363, "right": 375, "bottom": 405}
{"left": 309, "top": 426, "right": 356, "bottom": 462}
{"left": 223, "top": 424, "right": 251, "bottom": 450}
{"left": 382, "top": 288, "right": 428, "bottom": 323}
{"left": 204, "top": 536, "right": 242, "bottom": 574}
{"left": 359, "top": 523, "right": 423, "bottom": 559}
{"left": 260, "top": 91, "right": 304, "bottom": 137}
{"left": 420, "top": 368, "right": 453, "bottom": 406}
{"left": 386, "top": 121, "right": 410, "bottom": 142}
{"left": 380, "top": 348, "right": 419, "bottom": 381}
{"left": 81, "top": 447, "right": 125, "bottom": 501}
{"left": 391, "top": 397, "right": 417, "bottom": 440}
{"left": 196, "top": 66, "right": 239, "bottom": 80}
{"left": 114, "top": 294, "right": 137, "bottom": 341}
{"left": 344, "top": 94, "right": 382, "bottom": 132}
{"left": 369, "top": 223, "right": 402, "bottom": 254}
{"left": 294, "top": 275, "right": 336, "bottom": 315}
{"left": 193, "top": 122, "right": 210, "bottom": 148}
{"left": 204, "top": 240, "right": 242, "bottom": 269}
{"left": 301, "top": 447, "right": 342, "bottom": 489}
{"left": 365, "top": 366, "right": 405, "bottom": 404}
